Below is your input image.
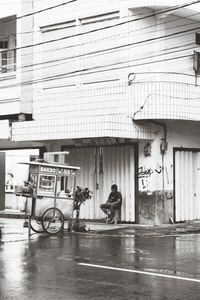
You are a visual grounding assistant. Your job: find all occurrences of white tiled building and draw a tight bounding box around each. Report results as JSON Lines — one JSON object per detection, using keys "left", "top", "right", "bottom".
{"left": 1, "top": 0, "right": 200, "bottom": 224}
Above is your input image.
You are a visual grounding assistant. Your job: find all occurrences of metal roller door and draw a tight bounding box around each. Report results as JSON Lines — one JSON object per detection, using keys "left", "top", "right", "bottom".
{"left": 67, "top": 145, "right": 136, "bottom": 221}
{"left": 100, "top": 145, "right": 135, "bottom": 222}
{"left": 67, "top": 147, "right": 97, "bottom": 220}
{"left": 175, "top": 150, "right": 200, "bottom": 221}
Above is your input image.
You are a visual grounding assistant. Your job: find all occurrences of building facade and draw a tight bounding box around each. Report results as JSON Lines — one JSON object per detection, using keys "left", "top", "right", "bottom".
{"left": 1, "top": 0, "right": 200, "bottom": 223}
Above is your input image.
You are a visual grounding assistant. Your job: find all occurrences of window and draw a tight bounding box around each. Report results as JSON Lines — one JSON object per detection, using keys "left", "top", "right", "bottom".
{"left": 38, "top": 175, "right": 56, "bottom": 196}
{"left": 80, "top": 11, "right": 119, "bottom": 25}
{"left": 0, "top": 39, "right": 9, "bottom": 73}
{"left": 40, "top": 20, "right": 76, "bottom": 33}
{"left": 0, "top": 35, "right": 16, "bottom": 74}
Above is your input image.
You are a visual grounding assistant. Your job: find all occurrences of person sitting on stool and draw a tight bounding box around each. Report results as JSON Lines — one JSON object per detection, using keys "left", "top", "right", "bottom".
{"left": 100, "top": 184, "right": 122, "bottom": 224}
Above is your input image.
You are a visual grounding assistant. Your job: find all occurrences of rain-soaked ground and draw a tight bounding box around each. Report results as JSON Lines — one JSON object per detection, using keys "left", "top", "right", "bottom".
{"left": 1, "top": 218, "right": 200, "bottom": 300}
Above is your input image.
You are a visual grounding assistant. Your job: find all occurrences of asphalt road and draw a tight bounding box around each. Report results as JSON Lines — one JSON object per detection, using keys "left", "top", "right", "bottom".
{"left": 1, "top": 219, "right": 200, "bottom": 300}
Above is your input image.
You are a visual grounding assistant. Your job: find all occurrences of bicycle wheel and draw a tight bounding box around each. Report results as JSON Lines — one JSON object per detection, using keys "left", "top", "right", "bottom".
{"left": 42, "top": 207, "right": 64, "bottom": 235}
{"left": 30, "top": 216, "right": 44, "bottom": 233}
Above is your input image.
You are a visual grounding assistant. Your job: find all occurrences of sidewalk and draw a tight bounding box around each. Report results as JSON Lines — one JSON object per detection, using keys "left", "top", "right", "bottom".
{"left": 0, "top": 209, "right": 26, "bottom": 218}
{"left": 1, "top": 209, "right": 200, "bottom": 238}
{"left": 87, "top": 221, "right": 200, "bottom": 236}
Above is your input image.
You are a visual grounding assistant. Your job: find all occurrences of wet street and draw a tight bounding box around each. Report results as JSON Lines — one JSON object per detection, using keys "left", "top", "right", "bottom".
{"left": 1, "top": 219, "right": 200, "bottom": 300}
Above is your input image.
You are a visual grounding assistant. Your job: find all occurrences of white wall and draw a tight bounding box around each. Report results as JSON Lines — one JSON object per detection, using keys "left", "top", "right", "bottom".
{"left": 138, "top": 120, "right": 200, "bottom": 192}
{"left": 10, "top": 1, "right": 200, "bottom": 143}
{"left": 32, "top": 3, "right": 160, "bottom": 123}
{"left": 31, "top": 1, "right": 200, "bottom": 123}
{"left": 0, "top": 0, "right": 33, "bottom": 116}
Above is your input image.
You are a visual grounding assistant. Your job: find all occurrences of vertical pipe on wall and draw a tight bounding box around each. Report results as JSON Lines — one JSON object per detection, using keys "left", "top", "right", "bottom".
{"left": 0, "top": 152, "right": 5, "bottom": 210}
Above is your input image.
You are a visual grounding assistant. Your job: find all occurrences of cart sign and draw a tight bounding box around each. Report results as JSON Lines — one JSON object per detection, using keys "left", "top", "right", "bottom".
{"left": 39, "top": 166, "right": 76, "bottom": 176}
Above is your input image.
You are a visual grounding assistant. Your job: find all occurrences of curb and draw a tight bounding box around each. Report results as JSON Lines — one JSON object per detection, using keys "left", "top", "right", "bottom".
{"left": 0, "top": 211, "right": 26, "bottom": 219}
{"left": 1, "top": 213, "right": 200, "bottom": 237}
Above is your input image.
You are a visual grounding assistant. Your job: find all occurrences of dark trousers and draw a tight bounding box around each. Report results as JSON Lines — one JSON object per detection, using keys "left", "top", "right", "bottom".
{"left": 100, "top": 203, "right": 121, "bottom": 220}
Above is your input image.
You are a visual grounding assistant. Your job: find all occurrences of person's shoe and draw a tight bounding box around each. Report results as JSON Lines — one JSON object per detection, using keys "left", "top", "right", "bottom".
{"left": 109, "top": 219, "right": 114, "bottom": 224}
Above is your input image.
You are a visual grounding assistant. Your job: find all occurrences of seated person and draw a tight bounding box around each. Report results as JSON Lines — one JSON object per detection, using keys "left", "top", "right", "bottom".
{"left": 100, "top": 184, "right": 122, "bottom": 224}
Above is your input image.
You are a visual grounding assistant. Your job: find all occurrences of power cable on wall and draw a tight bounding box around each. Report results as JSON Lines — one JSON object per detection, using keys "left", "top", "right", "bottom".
{"left": 0, "top": 28, "right": 198, "bottom": 87}
{"left": 7, "top": 37, "right": 197, "bottom": 77}
{"left": 7, "top": 9, "right": 199, "bottom": 65}
{"left": 36, "top": 25, "right": 200, "bottom": 64}
{"left": 0, "top": 26, "right": 197, "bottom": 86}
{"left": 0, "top": 53, "right": 194, "bottom": 91}
{"left": 2, "top": 75, "right": 199, "bottom": 112}
{"left": 2, "top": 6, "right": 200, "bottom": 37}
{"left": 0, "top": 2, "right": 199, "bottom": 89}
{"left": 2, "top": 1, "right": 197, "bottom": 197}
{"left": 1, "top": 0, "right": 200, "bottom": 54}
{"left": 0, "top": 0, "right": 199, "bottom": 78}
{"left": 3, "top": 8, "right": 200, "bottom": 72}
{"left": 16, "top": 39, "right": 198, "bottom": 75}
{"left": 0, "top": 0, "right": 198, "bottom": 26}
{"left": 0, "top": 0, "right": 77, "bottom": 25}
{"left": 0, "top": 55, "right": 191, "bottom": 91}
{"left": 14, "top": 9, "right": 200, "bottom": 69}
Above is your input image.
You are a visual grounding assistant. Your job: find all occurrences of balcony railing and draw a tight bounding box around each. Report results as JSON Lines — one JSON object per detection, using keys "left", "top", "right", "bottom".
{"left": 33, "top": 80, "right": 200, "bottom": 122}
{"left": 130, "top": 81, "right": 200, "bottom": 121}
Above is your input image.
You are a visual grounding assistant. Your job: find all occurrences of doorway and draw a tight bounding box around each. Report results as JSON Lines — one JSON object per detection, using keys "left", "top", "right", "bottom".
{"left": 65, "top": 145, "right": 136, "bottom": 221}
{"left": 174, "top": 149, "right": 200, "bottom": 221}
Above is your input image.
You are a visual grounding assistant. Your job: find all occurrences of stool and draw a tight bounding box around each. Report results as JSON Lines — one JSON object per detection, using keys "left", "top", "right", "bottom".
{"left": 106, "top": 208, "right": 121, "bottom": 224}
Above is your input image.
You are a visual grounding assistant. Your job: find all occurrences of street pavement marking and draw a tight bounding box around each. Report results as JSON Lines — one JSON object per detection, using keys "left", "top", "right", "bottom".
{"left": 78, "top": 263, "right": 200, "bottom": 283}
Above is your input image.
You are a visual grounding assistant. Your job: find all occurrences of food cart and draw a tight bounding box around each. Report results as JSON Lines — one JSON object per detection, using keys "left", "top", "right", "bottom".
{"left": 15, "top": 161, "right": 80, "bottom": 235}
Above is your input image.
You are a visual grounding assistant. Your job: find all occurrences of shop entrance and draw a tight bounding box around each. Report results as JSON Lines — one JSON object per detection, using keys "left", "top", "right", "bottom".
{"left": 65, "top": 145, "right": 136, "bottom": 222}
{"left": 175, "top": 149, "right": 200, "bottom": 221}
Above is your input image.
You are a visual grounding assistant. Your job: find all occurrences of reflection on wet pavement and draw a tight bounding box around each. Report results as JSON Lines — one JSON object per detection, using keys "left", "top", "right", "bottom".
{"left": 1, "top": 218, "right": 200, "bottom": 299}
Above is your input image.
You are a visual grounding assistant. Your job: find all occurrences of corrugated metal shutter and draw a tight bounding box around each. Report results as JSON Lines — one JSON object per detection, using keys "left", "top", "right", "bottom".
{"left": 67, "top": 147, "right": 97, "bottom": 220}
{"left": 194, "top": 152, "right": 200, "bottom": 220}
{"left": 67, "top": 145, "right": 135, "bottom": 221}
{"left": 101, "top": 145, "right": 135, "bottom": 222}
{"left": 175, "top": 150, "right": 200, "bottom": 221}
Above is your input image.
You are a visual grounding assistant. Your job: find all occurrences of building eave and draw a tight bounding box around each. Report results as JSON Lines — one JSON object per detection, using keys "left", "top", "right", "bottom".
{"left": 11, "top": 115, "right": 156, "bottom": 142}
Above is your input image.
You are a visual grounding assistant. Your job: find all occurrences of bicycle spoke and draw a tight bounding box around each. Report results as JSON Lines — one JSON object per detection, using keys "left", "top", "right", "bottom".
{"left": 42, "top": 208, "right": 64, "bottom": 235}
